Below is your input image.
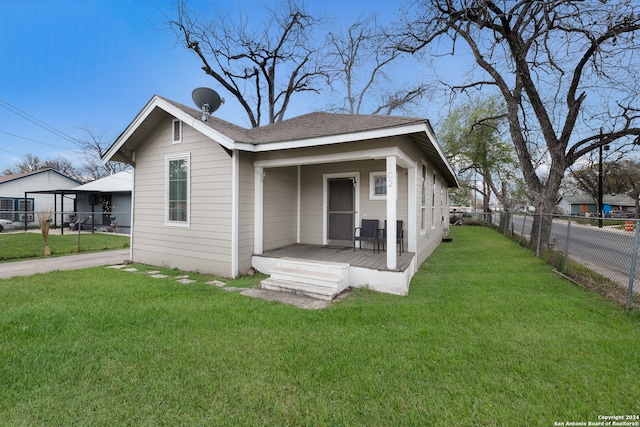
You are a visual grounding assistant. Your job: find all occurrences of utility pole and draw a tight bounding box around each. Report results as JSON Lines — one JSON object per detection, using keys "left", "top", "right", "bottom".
{"left": 598, "top": 131, "right": 603, "bottom": 228}
{"left": 597, "top": 128, "right": 609, "bottom": 229}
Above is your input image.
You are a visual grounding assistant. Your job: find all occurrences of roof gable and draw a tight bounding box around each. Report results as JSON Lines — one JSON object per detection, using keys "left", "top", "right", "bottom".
{"left": 0, "top": 168, "right": 82, "bottom": 185}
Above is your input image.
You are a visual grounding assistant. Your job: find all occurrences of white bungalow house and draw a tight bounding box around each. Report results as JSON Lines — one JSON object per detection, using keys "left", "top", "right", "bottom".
{"left": 0, "top": 168, "right": 82, "bottom": 225}
{"left": 103, "top": 95, "right": 458, "bottom": 297}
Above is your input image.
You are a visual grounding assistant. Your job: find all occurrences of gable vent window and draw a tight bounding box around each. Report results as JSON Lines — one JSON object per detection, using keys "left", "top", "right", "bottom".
{"left": 172, "top": 119, "right": 182, "bottom": 144}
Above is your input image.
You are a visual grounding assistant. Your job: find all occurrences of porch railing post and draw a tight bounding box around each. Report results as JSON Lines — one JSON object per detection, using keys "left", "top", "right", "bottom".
{"left": 386, "top": 156, "right": 397, "bottom": 270}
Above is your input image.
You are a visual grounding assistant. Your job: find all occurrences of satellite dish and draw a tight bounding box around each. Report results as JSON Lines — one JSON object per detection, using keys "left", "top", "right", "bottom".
{"left": 192, "top": 87, "right": 224, "bottom": 121}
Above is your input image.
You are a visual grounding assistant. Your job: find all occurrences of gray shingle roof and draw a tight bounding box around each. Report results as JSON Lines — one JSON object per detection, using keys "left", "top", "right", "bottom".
{"left": 161, "top": 97, "right": 426, "bottom": 144}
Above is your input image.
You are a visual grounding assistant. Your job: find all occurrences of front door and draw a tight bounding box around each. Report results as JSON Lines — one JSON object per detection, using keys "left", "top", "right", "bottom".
{"left": 327, "top": 178, "right": 355, "bottom": 245}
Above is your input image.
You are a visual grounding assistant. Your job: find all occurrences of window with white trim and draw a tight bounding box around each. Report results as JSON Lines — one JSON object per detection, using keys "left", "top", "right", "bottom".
{"left": 431, "top": 172, "right": 436, "bottom": 228}
{"left": 369, "top": 172, "right": 387, "bottom": 200}
{"left": 440, "top": 177, "right": 444, "bottom": 221}
{"left": 172, "top": 119, "right": 182, "bottom": 144}
{"left": 166, "top": 154, "right": 190, "bottom": 225}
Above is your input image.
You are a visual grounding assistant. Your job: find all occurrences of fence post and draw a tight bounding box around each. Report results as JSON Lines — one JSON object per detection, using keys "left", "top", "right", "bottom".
{"left": 626, "top": 220, "right": 640, "bottom": 313}
{"left": 563, "top": 215, "right": 572, "bottom": 274}
{"left": 536, "top": 214, "right": 543, "bottom": 257}
{"left": 521, "top": 212, "right": 527, "bottom": 245}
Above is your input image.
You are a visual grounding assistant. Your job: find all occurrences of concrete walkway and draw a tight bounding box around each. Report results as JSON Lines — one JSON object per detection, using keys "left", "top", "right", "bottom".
{"left": 0, "top": 249, "right": 130, "bottom": 279}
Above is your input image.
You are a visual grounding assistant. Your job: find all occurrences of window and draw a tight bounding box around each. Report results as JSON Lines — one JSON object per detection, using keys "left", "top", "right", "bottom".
{"left": 440, "top": 177, "right": 444, "bottom": 221}
{"left": 18, "top": 199, "right": 34, "bottom": 222}
{"left": 166, "top": 154, "right": 190, "bottom": 225}
{"left": 431, "top": 172, "right": 436, "bottom": 228}
{"left": 369, "top": 172, "right": 387, "bottom": 200}
{"left": 1, "top": 198, "right": 34, "bottom": 221}
{"left": 172, "top": 119, "right": 182, "bottom": 144}
{"left": 421, "top": 164, "right": 427, "bottom": 231}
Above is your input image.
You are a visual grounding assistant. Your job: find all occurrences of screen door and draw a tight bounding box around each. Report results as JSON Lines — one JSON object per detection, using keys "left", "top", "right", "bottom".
{"left": 327, "top": 177, "right": 355, "bottom": 244}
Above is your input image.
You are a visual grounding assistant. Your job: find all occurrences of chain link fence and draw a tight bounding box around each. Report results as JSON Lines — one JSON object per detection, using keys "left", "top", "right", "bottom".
{"left": 477, "top": 212, "right": 640, "bottom": 312}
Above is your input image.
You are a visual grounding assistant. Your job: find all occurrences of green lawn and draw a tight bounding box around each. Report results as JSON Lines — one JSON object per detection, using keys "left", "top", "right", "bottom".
{"left": 0, "top": 227, "right": 638, "bottom": 426}
{"left": 0, "top": 232, "right": 129, "bottom": 261}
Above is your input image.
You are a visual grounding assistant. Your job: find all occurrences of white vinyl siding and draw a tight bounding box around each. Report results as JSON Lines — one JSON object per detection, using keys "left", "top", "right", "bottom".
{"left": 263, "top": 166, "right": 297, "bottom": 250}
{"left": 132, "top": 118, "right": 234, "bottom": 277}
{"left": 237, "top": 151, "right": 255, "bottom": 274}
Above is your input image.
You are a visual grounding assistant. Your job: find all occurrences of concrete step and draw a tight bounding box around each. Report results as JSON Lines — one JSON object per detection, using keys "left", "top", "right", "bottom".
{"left": 259, "top": 257, "right": 351, "bottom": 301}
{"left": 260, "top": 278, "right": 340, "bottom": 301}
{"left": 270, "top": 267, "right": 345, "bottom": 289}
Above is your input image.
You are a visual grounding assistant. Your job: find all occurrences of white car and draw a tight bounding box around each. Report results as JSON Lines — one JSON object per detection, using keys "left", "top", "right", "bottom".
{"left": 0, "top": 218, "right": 14, "bottom": 232}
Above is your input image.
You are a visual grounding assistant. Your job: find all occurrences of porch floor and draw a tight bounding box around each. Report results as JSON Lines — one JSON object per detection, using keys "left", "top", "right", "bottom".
{"left": 255, "top": 244, "right": 414, "bottom": 272}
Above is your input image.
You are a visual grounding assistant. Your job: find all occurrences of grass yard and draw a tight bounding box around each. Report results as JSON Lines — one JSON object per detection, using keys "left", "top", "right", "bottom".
{"left": 0, "top": 232, "right": 129, "bottom": 261}
{"left": 0, "top": 227, "right": 638, "bottom": 426}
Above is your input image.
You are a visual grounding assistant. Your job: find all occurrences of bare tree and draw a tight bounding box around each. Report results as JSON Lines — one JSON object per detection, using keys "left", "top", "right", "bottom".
{"left": 2, "top": 154, "right": 85, "bottom": 182}
{"left": 326, "top": 15, "right": 430, "bottom": 115}
{"left": 167, "top": 0, "right": 328, "bottom": 127}
{"left": 395, "top": 0, "right": 640, "bottom": 248}
{"left": 76, "top": 127, "right": 128, "bottom": 180}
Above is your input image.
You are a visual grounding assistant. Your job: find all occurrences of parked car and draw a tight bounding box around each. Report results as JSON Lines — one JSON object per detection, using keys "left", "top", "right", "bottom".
{"left": 0, "top": 218, "right": 14, "bottom": 232}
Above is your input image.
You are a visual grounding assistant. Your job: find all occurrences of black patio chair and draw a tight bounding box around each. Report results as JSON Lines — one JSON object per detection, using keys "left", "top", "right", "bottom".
{"left": 354, "top": 219, "right": 380, "bottom": 252}
{"left": 378, "top": 220, "right": 404, "bottom": 255}
{"left": 69, "top": 216, "right": 90, "bottom": 231}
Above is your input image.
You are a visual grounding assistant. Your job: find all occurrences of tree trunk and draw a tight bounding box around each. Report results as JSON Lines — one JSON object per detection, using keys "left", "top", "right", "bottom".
{"left": 529, "top": 190, "right": 559, "bottom": 250}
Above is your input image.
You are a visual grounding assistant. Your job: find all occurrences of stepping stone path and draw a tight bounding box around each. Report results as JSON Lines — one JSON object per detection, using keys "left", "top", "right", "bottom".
{"left": 206, "top": 280, "right": 226, "bottom": 287}
{"left": 105, "top": 264, "right": 222, "bottom": 287}
{"left": 104, "top": 263, "right": 341, "bottom": 309}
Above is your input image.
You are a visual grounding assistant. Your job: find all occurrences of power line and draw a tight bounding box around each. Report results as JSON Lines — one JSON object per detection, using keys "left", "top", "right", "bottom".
{"left": 0, "top": 147, "right": 24, "bottom": 156}
{"left": 0, "top": 130, "right": 71, "bottom": 150}
{"left": 0, "top": 98, "right": 84, "bottom": 148}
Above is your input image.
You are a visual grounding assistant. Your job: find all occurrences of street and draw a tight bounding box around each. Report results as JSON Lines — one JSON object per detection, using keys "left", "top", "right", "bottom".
{"left": 509, "top": 215, "right": 639, "bottom": 290}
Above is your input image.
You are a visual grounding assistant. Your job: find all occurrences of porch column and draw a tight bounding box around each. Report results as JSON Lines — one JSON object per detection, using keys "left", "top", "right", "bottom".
{"left": 386, "top": 156, "right": 397, "bottom": 270}
{"left": 254, "top": 166, "right": 264, "bottom": 255}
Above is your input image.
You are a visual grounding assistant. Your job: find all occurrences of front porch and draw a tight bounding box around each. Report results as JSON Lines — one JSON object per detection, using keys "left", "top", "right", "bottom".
{"left": 252, "top": 244, "right": 416, "bottom": 297}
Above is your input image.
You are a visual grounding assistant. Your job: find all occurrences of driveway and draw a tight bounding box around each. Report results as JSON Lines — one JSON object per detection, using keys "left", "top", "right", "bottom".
{"left": 0, "top": 249, "right": 130, "bottom": 279}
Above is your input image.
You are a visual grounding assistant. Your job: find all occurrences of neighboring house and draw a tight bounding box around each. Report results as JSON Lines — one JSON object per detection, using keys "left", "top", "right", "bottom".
{"left": 73, "top": 170, "right": 133, "bottom": 233}
{"left": 557, "top": 194, "right": 637, "bottom": 216}
{"left": 0, "top": 169, "right": 81, "bottom": 224}
{"left": 103, "top": 95, "right": 458, "bottom": 296}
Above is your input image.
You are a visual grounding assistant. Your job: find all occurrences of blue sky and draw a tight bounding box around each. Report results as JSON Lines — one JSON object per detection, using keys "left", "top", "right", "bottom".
{"left": 0, "top": 0, "right": 445, "bottom": 173}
